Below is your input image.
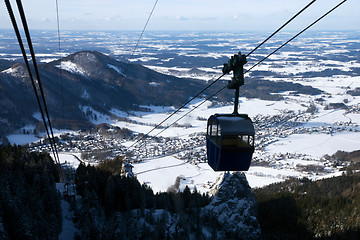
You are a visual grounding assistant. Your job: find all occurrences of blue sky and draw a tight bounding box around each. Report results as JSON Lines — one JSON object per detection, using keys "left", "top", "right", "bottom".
{"left": 0, "top": 0, "right": 359, "bottom": 32}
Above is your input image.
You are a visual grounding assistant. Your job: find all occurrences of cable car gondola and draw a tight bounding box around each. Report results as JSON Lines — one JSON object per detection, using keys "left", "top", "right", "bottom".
{"left": 206, "top": 113, "right": 254, "bottom": 171}
{"left": 206, "top": 52, "right": 255, "bottom": 171}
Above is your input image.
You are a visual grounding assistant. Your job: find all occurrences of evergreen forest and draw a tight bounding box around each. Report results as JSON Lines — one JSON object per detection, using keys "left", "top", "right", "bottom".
{"left": 0, "top": 145, "right": 62, "bottom": 239}
{"left": 1, "top": 145, "right": 360, "bottom": 239}
{"left": 255, "top": 173, "right": 360, "bottom": 239}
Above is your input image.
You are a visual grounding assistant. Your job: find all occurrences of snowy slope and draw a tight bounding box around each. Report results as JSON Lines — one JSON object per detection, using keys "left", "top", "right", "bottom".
{"left": 4, "top": 31, "right": 360, "bottom": 193}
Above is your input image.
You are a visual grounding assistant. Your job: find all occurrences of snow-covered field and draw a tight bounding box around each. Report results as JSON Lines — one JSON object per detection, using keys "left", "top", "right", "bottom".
{"left": 126, "top": 93, "right": 359, "bottom": 191}
{"left": 11, "top": 87, "right": 358, "bottom": 192}
{"left": 7, "top": 68, "right": 360, "bottom": 192}
{"left": 3, "top": 30, "right": 360, "bottom": 193}
{"left": 266, "top": 132, "right": 360, "bottom": 158}
{"left": 58, "top": 153, "right": 82, "bottom": 169}
{"left": 113, "top": 71, "right": 360, "bottom": 191}
{"left": 133, "top": 157, "right": 297, "bottom": 192}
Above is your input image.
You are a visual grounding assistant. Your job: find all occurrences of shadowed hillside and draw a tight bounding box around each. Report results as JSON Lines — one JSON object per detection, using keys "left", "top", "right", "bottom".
{"left": 0, "top": 50, "right": 323, "bottom": 139}
{"left": 255, "top": 167, "right": 360, "bottom": 239}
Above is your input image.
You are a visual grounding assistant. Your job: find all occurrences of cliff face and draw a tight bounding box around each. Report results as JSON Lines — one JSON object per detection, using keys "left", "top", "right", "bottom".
{"left": 203, "top": 172, "right": 262, "bottom": 239}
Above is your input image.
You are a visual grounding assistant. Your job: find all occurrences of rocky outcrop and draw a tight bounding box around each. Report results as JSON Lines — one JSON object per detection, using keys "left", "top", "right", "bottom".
{"left": 204, "top": 172, "right": 262, "bottom": 239}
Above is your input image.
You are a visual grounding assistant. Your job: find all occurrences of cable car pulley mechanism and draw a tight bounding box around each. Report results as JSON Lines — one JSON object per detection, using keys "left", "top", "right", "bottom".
{"left": 206, "top": 52, "right": 255, "bottom": 171}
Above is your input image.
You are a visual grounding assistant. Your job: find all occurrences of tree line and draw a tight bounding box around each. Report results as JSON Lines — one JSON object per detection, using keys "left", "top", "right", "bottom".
{"left": 255, "top": 173, "right": 360, "bottom": 239}
{"left": 0, "top": 145, "right": 62, "bottom": 240}
{"left": 74, "top": 162, "right": 212, "bottom": 239}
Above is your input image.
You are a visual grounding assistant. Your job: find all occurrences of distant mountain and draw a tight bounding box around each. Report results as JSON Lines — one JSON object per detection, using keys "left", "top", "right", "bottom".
{"left": 0, "top": 50, "right": 323, "bottom": 139}
{"left": 0, "top": 51, "right": 208, "bottom": 138}
{"left": 0, "top": 59, "right": 16, "bottom": 72}
{"left": 0, "top": 62, "right": 39, "bottom": 140}
{"left": 42, "top": 51, "right": 208, "bottom": 108}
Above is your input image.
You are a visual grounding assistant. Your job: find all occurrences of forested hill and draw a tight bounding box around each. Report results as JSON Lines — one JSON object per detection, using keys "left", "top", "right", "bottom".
{"left": 255, "top": 171, "right": 360, "bottom": 239}
{"left": 0, "top": 145, "right": 261, "bottom": 239}
{"left": 74, "top": 163, "right": 261, "bottom": 239}
{"left": 0, "top": 50, "right": 323, "bottom": 140}
{"left": 2, "top": 145, "right": 360, "bottom": 239}
{"left": 0, "top": 51, "right": 208, "bottom": 139}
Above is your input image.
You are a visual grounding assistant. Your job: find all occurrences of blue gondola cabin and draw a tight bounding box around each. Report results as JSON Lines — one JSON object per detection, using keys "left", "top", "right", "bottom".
{"left": 206, "top": 113, "right": 255, "bottom": 171}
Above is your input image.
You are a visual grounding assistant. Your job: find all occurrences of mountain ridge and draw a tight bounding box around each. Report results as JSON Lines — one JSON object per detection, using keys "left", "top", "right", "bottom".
{"left": 0, "top": 50, "right": 324, "bottom": 140}
{"left": 0, "top": 51, "right": 208, "bottom": 138}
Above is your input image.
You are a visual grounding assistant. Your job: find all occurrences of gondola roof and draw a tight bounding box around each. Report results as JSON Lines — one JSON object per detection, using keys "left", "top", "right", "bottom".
{"left": 208, "top": 113, "right": 255, "bottom": 136}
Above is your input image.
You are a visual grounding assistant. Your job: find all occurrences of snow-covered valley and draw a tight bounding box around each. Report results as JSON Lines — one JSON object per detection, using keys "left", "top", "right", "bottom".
{"left": 20, "top": 82, "right": 360, "bottom": 193}
{"left": 2, "top": 30, "right": 360, "bottom": 194}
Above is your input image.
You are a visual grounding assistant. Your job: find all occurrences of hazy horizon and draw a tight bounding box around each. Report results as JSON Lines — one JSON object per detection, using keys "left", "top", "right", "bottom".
{"left": 0, "top": 0, "right": 359, "bottom": 32}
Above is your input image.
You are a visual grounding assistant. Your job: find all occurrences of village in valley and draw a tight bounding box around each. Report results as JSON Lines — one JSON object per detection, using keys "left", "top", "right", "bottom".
{"left": 25, "top": 97, "right": 360, "bottom": 182}
{"left": 2, "top": 30, "right": 360, "bottom": 190}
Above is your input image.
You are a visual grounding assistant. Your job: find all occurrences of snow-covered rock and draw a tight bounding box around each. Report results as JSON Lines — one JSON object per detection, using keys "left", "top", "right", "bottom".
{"left": 56, "top": 61, "right": 87, "bottom": 76}
{"left": 2, "top": 63, "right": 28, "bottom": 79}
{"left": 204, "top": 172, "right": 262, "bottom": 239}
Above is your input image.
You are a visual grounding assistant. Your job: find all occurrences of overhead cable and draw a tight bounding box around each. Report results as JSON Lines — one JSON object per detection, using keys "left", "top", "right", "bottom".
{"left": 125, "top": 0, "right": 318, "bottom": 151}
{"left": 152, "top": 86, "right": 226, "bottom": 139}
{"left": 246, "top": 0, "right": 317, "bottom": 57}
{"left": 126, "top": 73, "right": 226, "bottom": 150}
{"left": 15, "top": 0, "right": 61, "bottom": 166}
{"left": 4, "top": 0, "right": 57, "bottom": 164}
{"left": 55, "top": 0, "right": 65, "bottom": 118}
{"left": 246, "top": 0, "right": 347, "bottom": 73}
{"left": 133, "top": 0, "right": 348, "bottom": 151}
{"left": 129, "top": 0, "right": 159, "bottom": 59}
{"left": 4, "top": 0, "right": 61, "bottom": 168}
{"left": 122, "top": 0, "right": 159, "bottom": 76}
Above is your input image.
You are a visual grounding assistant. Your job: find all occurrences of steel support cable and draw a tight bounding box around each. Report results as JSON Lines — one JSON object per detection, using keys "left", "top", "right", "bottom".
{"left": 246, "top": 0, "right": 347, "bottom": 73}
{"left": 130, "top": 85, "right": 226, "bottom": 154}
{"left": 15, "top": 0, "right": 61, "bottom": 166}
{"left": 55, "top": 0, "right": 65, "bottom": 181}
{"left": 246, "top": 0, "right": 316, "bottom": 57}
{"left": 129, "top": 0, "right": 159, "bottom": 60}
{"left": 144, "top": 0, "right": 348, "bottom": 145}
{"left": 152, "top": 85, "right": 226, "bottom": 138}
{"left": 4, "top": 0, "right": 58, "bottom": 164}
{"left": 134, "top": 85, "right": 227, "bottom": 159}
{"left": 110, "top": 0, "right": 159, "bottom": 121}
{"left": 126, "top": 73, "right": 226, "bottom": 150}
{"left": 125, "top": 1, "right": 319, "bottom": 152}
{"left": 123, "top": 0, "right": 346, "bottom": 155}
{"left": 55, "top": 0, "right": 64, "bottom": 119}
{"left": 122, "top": 0, "right": 159, "bottom": 76}
{"left": 4, "top": 0, "right": 61, "bottom": 170}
